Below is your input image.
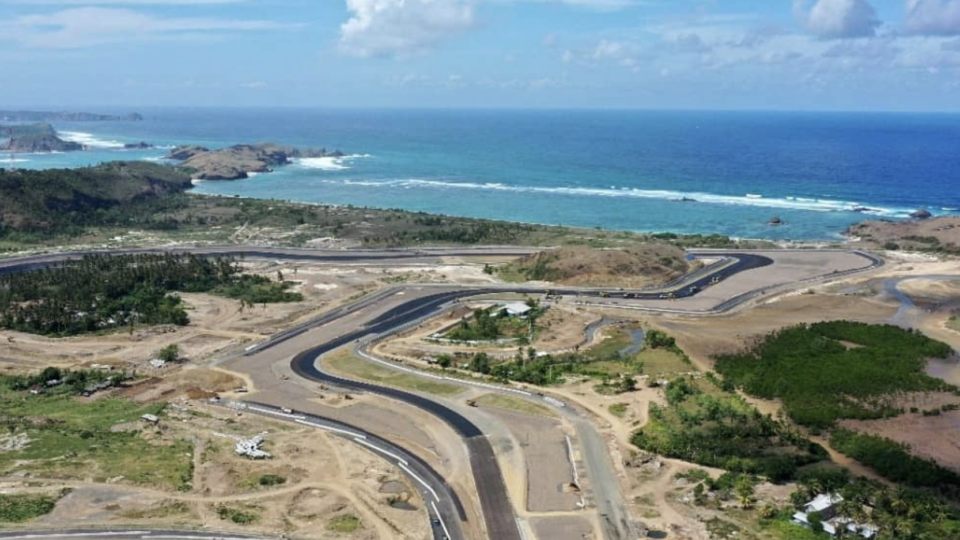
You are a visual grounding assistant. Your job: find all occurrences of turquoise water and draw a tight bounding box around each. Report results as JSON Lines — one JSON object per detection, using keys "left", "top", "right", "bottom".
{"left": 6, "top": 108, "right": 959, "bottom": 240}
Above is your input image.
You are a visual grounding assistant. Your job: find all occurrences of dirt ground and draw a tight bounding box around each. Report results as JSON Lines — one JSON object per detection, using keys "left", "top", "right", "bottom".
{"left": 2, "top": 398, "right": 429, "bottom": 539}
{"left": 482, "top": 408, "right": 581, "bottom": 513}
{"left": 375, "top": 302, "right": 598, "bottom": 361}
{"left": 0, "top": 259, "right": 506, "bottom": 376}
{"left": 849, "top": 215, "right": 960, "bottom": 252}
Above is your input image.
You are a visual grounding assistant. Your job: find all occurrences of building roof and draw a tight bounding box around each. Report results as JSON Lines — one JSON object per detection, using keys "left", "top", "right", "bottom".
{"left": 806, "top": 493, "right": 843, "bottom": 513}
{"left": 502, "top": 302, "right": 532, "bottom": 315}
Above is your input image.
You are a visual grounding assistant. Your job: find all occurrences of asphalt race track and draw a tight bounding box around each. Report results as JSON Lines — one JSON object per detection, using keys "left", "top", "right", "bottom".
{"left": 0, "top": 246, "right": 883, "bottom": 540}
{"left": 234, "top": 401, "right": 466, "bottom": 540}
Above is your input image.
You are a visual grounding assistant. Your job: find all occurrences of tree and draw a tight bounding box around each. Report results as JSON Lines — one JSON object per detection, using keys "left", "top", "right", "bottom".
{"left": 436, "top": 355, "right": 453, "bottom": 369}
{"left": 469, "top": 353, "right": 491, "bottom": 374}
{"left": 157, "top": 344, "right": 180, "bottom": 364}
{"left": 734, "top": 476, "right": 755, "bottom": 509}
{"left": 618, "top": 375, "right": 637, "bottom": 394}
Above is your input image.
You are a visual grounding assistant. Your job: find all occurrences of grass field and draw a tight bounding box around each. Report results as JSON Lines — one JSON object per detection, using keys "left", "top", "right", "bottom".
{"left": 327, "top": 514, "right": 362, "bottom": 533}
{"left": 609, "top": 403, "right": 628, "bottom": 417}
{"left": 473, "top": 393, "right": 558, "bottom": 418}
{"left": 325, "top": 351, "right": 465, "bottom": 396}
{"left": 0, "top": 378, "right": 194, "bottom": 491}
{"left": 0, "top": 493, "right": 60, "bottom": 523}
{"left": 575, "top": 328, "right": 689, "bottom": 379}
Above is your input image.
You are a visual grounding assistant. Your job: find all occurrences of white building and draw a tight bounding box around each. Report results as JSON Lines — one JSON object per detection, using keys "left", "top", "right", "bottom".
{"left": 501, "top": 302, "right": 533, "bottom": 318}
{"left": 792, "top": 493, "right": 876, "bottom": 539}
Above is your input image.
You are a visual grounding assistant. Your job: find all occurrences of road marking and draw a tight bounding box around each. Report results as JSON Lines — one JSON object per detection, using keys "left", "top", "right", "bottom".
{"left": 398, "top": 461, "right": 440, "bottom": 502}
{"left": 353, "top": 436, "right": 409, "bottom": 466}
{"left": 246, "top": 405, "right": 306, "bottom": 420}
{"left": 294, "top": 418, "right": 366, "bottom": 439}
{"left": 565, "top": 435, "right": 580, "bottom": 484}
{"left": 516, "top": 518, "right": 529, "bottom": 540}
{"left": 543, "top": 396, "right": 565, "bottom": 408}
{"left": 431, "top": 501, "right": 453, "bottom": 540}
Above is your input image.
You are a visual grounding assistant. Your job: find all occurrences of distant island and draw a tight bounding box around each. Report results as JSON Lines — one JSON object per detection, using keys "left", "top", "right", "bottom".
{"left": 0, "top": 123, "right": 82, "bottom": 153}
{"left": 166, "top": 143, "right": 345, "bottom": 180}
{"left": 0, "top": 110, "right": 142, "bottom": 122}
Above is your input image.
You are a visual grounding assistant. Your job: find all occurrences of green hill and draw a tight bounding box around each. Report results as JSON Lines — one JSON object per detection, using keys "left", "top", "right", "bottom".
{"left": 0, "top": 161, "right": 191, "bottom": 236}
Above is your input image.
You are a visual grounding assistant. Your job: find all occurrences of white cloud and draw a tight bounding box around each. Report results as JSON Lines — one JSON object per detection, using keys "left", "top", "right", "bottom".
{"left": 0, "top": 7, "right": 291, "bottom": 48}
{"left": 338, "top": 0, "right": 476, "bottom": 58}
{"left": 794, "top": 0, "right": 881, "bottom": 38}
{"left": 905, "top": 0, "right": 960, "bottom": 35}
{"left": 239, "top": 81, "right": 267, "bottom": 89}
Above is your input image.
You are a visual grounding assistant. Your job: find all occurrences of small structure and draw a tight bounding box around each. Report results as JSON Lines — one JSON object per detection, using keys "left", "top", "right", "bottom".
{"left": 149, "top": 358, "right": 167, "bottom": 369}
{"left": 236, "top": 434, "right": 271, "bottom": 460}
{"left": 792, "top": 493, "right": 876, "bottom": 538}
{"left": 501, "top": 302, "right": 532, "bottom": 318}
{"left": 141, "top": 414, "right": 160, "bottom": 425}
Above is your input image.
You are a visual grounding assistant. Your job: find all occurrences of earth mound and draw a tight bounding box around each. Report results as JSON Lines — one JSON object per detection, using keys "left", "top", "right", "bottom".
{"left": 500, "top": 245, "right": 694, "bottom": 287}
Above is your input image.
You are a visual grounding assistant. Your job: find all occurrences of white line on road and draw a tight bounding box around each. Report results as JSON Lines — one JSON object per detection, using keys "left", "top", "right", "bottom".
{"left": 565, "top": 435, "right": 580, "bottom": 485}
{"left": 246, "top": 405, "right": 306, "bottom": 420}
{"left": 353, "top": 436, "right": 409, "bottom": 466}
{"left": 398, "top": 461, "right": 440, "bottom": 502}
{"left": 294, "top": 418, "right": 367, "bottom": 439}
{"left": 431, "top": 501, "right": 453, "bottom": 540}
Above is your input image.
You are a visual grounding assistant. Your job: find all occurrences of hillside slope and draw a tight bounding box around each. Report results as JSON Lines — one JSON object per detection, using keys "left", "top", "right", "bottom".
{"left": 0, "top": 162, "right": 191, "bottom": 233}
{"left": 499, "top": 245, "right": 694, "bottom": 287}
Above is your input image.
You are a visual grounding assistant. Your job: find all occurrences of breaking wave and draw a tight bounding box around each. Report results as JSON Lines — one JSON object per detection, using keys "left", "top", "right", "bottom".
{"left": 295, "top": 154, "right": 372, "bottom": 171}
{"left": 58, "top": 131, "right": 126, "bottom": 149}
{"left": 322, "top": 178, "right": 916, "bottom": 217}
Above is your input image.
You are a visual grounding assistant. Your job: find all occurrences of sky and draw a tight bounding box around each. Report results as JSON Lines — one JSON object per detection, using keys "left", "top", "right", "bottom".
{"left": 1, "top": 0, "right": 960, "bottom": 111}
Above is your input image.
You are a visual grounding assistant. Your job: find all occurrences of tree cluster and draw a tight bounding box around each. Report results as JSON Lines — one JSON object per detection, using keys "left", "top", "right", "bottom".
{"left": 714, "top": 321, "right": 953, "bottom": 429}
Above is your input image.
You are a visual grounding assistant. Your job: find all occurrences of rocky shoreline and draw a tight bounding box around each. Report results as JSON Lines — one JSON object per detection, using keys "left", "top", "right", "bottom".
{"left": 165, "top": 143, "right": 345, "bottom": 180}
{"left": 0, "top": 123, "right": 82, "bottom": 153}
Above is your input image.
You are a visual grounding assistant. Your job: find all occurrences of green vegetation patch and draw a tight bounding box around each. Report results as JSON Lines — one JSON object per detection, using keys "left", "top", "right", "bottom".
{"left": 472, "top": 393, "right": 558, "bottom": 418}
{"left": 0, "top": 374, "right": 194, "bottom": 491}
{"left": 216, "top": 505, "right": 259, "bottom": 525}
{"left": 443, "top": 304, "right": 542, "bottom": 342}
{"left": 0, "top": 493, "right": 59, "bottom": 523}
{"left": 715, "top": 321, "right": 953, "bottom": 429}
{"left": 830, "top": 428, "right": 960, "bottom": 500}
{"left": 462, "top": 328, "right": 640, "bottom": 386}
{"left": 609, "top": 403, "right": 629, "bottom": 418}
{"left": 326, "top": 352, "right": 464, "bottom": 396}
{"left": 791, "top": 467, "right": 960, "bottom": 538}
{"left": 0, "top": 162, "right": 191, "bottom": 242}
{"left": 0, "top": 253, "right": 301, "bottom": 336}
{"left": 948, "top": 315, "right": 960, "bottom": 333}
{"left": 257, "top": 474, "right": 286, "bottom": 487}
{"left": 327, "top": 514, "right": 362, "bottom": 533}
{"left": 632, "top": 377, "right": 826, "bottom": 482}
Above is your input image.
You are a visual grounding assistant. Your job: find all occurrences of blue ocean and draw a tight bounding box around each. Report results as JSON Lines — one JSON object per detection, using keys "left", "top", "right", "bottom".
{"left": 6, "top": 108, "right": 960, "bottom": 241}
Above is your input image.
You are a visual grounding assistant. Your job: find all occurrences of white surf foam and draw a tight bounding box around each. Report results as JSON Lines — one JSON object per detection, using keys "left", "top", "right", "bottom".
{"left": 295, "top": 154, "right": 371, "bottom": 172}
{"left": 326, "top": 178, "right": 914, "bottom": 217}
{"left": 298, "top": 157, "right": 348, "bottom": 171}
{"left": 1, "top": 155, "right": 29, "bottom": 163}
{"left": 58, "top": 131, "right": 126, "bottom": 149}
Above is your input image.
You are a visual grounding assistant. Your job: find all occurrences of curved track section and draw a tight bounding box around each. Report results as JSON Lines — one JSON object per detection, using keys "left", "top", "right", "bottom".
{"left": 289, "top": 313, "right": 521, "bottom": 540}
{"left": 236, "top": 400, "right": 466, "bottom": 540}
